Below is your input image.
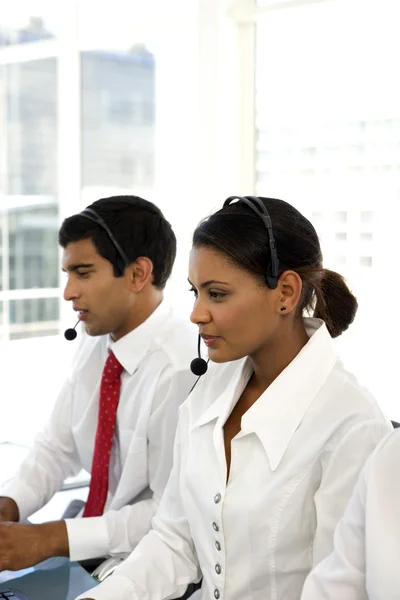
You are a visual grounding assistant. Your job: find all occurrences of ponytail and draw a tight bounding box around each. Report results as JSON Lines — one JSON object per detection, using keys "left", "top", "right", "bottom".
{"left": 313, "top": 269, "right": 358, "bottom": 338}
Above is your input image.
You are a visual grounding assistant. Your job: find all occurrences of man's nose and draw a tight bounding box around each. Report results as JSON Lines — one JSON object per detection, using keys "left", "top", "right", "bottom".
{"left": 63, "top": 276, "right": 79, "bottom": 302}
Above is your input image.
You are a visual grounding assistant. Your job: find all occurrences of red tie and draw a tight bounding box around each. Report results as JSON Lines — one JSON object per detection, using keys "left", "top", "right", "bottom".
{"left": 83, "top": 351, "right": 124, "bottom": 518}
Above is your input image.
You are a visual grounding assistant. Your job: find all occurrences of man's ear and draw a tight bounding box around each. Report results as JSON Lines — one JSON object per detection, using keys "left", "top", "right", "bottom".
{"left": 125, "top": 257, "right": 154, "bottom": 292}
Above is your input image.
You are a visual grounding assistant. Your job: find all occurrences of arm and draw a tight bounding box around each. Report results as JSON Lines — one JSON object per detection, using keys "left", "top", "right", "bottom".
{"left": 0, "top": 520, "right": 69, "bottom": 571}
{"left": 304, "top": 429, "right": 400, "bottom": 600}
{"left": 0, "top": 378, "right": 81, "bottom": 521}
{"left": 75, "top": 414, "right": 201, "bottom": 600}
{"left": 0, "top": 497, "right": 19, "bottom": 522}
{"left": 0, "top": 379, "right": 84, "bottom": 569}
{"left": 66, "top": 365, "right": 195, "bottom": 562}
{"left": 312, "top": 419, "right": 390, "bottom": 564}
{"left": 301, "top": 458, "right": 369, "bottom": 600}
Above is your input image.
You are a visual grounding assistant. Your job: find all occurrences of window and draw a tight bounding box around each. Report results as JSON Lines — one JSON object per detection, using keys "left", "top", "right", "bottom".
{"left": 0, "top": 0, "right": 205, "bottom": 448}
{"left": 311, "top": 211, "right": 323, "bottom": 221}
{"left": 79, "top": 6, "right": 157, "bottom": 199}
{"left": 9, "top": 298, "right": 59, "bottom": 340}
{"left": 254, "top": 0, "right": 400, "bottom": 417}
{"left": 360, "top": 211, "right": 373, "bottom": 223}
{"left": 0, "top": 56, "right": 59, "bottom": 342}
{"left": 359, "top": 256, "right": 372, "bottom": 267}
{"left": 360, "top": 232, "right": 373, "bottom": 241}
{"left": 334, "top": 255, "right": 347, "bottom": 267}
{"left": 334, "top": 212, "right": 348, "bottom": 224}
{"left": 1, "top": 1, "right": 161, "bottom": 345}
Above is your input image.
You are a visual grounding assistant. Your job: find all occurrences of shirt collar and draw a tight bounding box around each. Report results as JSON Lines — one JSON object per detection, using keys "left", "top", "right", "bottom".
{"left": 107, "top": 301, "right": 171, "bottom": 376}
{"left": 192, "top": 318, "right": 337, "bottom": 471}
{"left": 193, "top": 359, "right": 250, "bottom": 429}
{"left": 242, "top": 318, "right": 337, "bottom": 471}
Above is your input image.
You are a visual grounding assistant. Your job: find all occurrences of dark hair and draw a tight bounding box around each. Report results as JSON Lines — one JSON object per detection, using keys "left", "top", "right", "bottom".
{"left": 59, "top": 195, "right": 176, "bottom": 289}
{"left": 193, "top": 197, "right": 357, "bottom": 338}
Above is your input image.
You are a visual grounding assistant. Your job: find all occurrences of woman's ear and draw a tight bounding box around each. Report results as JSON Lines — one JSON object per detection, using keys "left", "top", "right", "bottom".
{"left": 276, "top": 270, "right": 303, "bottom": 314}
{"left": 126, "top": 257, "right": 154, "bottom": 292}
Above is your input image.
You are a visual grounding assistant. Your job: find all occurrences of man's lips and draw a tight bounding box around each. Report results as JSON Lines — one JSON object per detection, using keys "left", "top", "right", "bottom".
{"left": 74, "top": 309, "right": 89, "bottom": 321}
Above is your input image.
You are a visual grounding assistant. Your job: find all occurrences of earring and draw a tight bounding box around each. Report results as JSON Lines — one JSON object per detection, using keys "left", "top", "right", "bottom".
{"left": 280, "top": 306, "right": 286, "bottom": 312}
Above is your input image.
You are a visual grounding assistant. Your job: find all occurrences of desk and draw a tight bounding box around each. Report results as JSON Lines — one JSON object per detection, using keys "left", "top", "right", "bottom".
{"left": 0, "top": 557, "right": 97, "bottom": 600}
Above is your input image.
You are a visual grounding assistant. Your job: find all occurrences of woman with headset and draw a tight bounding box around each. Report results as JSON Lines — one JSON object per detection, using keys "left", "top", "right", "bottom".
{"left": 79, "top": 196, "right": 390, "bottom": 600}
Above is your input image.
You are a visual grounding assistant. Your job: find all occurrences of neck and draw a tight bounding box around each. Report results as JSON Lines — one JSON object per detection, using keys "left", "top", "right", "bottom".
{"left": 248, "top": 318, "right": 309, "bottom": 392}
{"left": 111, "top": 288, "right": 164, "bottom": 341}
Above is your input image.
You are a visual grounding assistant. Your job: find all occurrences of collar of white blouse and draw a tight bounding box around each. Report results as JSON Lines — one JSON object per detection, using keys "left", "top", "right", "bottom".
{"left": 192, "top": 318, "right": 337, "bottom": 471}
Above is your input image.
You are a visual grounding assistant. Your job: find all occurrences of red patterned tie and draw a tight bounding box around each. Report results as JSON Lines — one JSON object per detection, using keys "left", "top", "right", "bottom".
{"left": 83, "top": 351, "right": 124, "bottom": 518}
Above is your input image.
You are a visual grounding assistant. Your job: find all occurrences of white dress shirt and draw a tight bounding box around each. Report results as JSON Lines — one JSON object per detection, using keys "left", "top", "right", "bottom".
{"left": 301, "top": 428, "right": 400, "bottom": 600}
{"left": 79, "top": 318, "right": 391, "bottom": 600}
{"left": 1, "top": 301, "right": 198, "bottom": 561}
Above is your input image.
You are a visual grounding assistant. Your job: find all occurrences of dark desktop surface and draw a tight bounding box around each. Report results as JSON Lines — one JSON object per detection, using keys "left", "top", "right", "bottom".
{"left": 0, "top": 558, "right": 96, "bottom": 600}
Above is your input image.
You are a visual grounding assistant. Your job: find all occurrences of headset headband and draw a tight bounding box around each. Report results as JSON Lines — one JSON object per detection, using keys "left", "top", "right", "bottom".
{"left": 80, "top": 208, "right": 129, "bottom": 270}
{"left": 223, "top": 195, "right": 279, "bottom": 289}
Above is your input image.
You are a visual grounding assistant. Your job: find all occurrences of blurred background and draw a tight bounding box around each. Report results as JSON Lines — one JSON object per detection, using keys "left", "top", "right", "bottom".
{"left": 0, "top": 0, "right": 399, "bottom": 449}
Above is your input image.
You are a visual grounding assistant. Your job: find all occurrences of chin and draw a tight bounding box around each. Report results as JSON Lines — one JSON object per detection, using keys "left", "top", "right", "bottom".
{"left": 85, "top": 324, "right": 104, "bottom": 337}
{"left": 208, "top": 348, "right": 243, "bottom": 364}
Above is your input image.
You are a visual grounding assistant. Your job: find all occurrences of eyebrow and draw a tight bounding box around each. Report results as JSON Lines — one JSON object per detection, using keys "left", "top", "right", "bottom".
{"left": 188, "top": 278, "right": 230, "bottom": 289}
{"left": 62, "top": 263, "right": 95, "bottom": 273}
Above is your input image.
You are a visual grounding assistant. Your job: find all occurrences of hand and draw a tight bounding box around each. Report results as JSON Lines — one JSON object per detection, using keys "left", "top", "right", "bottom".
{"left": 0, "top": 520, "right": 69, "bottom": 571}
{"left": 0, "top": 497, "right": 19, "bottom": 522}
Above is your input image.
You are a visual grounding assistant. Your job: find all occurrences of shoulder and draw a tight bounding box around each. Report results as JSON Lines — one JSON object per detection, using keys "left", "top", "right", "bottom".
{"left": 356, "top": 429, "right": 400, "bottom": 510}
{"left": 316, "top": 359, "right": 388, "bottom": 423}
{"left": 302, "top": 360, "right": 391, "bottom": 456}
{"left": 368, "top": 428, "right": 400, "bottom": 471}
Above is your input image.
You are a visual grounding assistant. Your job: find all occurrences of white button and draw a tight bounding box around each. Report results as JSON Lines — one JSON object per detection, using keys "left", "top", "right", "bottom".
{"left": 214, "top": 493, "right": 221, "bottom": 504}
{"left": 215, "top": 564, "right": 222, "bottom": 575}
{"left": 215, "top": 541, "right": 221, "bottom": 551}
{"left": 214, "top": 589, "right": 220, "bottom": 599}
{"left": 212, "top": 522, "right": 219, "bottom": 532}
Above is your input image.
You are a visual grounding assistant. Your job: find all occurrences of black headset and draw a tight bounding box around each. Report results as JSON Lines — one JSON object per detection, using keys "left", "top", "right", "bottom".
{"left": 189, "top": 195, "right": 279, "bottom": 378}
{"left": 80, "top": 208, "right": 129, "bottom": 274}
{"left": 224, "top": 196, "right": 279, "bottom": 289}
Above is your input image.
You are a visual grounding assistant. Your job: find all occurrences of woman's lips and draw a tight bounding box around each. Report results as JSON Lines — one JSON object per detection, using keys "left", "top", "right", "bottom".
{"left": 201, "top": 334, "right": 220, "bottom": 347}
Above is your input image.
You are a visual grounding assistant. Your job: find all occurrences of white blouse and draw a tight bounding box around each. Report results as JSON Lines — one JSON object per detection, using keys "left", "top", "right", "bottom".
{"left": 301, "top": 429, "right": 400, "bottom": 600}
{"left": 79, "top": 319, "right": 391, "bottom": 600}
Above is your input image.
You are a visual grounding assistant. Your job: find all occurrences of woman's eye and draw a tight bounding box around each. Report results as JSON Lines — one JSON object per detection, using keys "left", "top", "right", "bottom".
{"left": 209, "top": 290, "right": 225, "bottom": 299}
{"left": 189, "top": 286, "right": 198, "bottom": 298}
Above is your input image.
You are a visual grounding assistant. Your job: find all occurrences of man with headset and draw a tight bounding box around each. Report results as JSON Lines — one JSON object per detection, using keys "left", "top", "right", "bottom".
{"left": 0, "top": 195, "right": 197, "bottom": 572}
